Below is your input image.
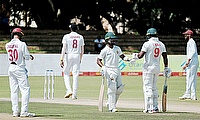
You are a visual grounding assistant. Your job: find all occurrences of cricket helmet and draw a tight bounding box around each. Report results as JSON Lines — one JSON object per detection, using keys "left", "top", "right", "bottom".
{"left": 183, "top": 30, "right": 193, "bottom": 35}
{"left": 146, "top": 28, "right": 157, "bottom": 36}
{"left": 104, "top": 32, "right": 117, "bottom": 40}
{"left": 104, "top": 32, "right": 118, "bottom": 48}
{"left": 11, "top": 28, "right": 24, "bottom": 39}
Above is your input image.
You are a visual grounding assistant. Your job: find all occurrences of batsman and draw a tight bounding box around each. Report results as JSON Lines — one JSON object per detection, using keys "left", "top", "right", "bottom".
{"left": 132, "top": 28, "right": 171, "bottom": 113}
{"left": 97, "top": 32, "right": 134, "bottom": 112}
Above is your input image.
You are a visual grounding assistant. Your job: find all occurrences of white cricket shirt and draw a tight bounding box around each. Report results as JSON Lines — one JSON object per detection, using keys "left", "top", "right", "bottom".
{"left": 62, "top": 32, "right": 85, "bottom": 54}
{"left": 98, "top": 45, "right": 123, "bottom": 68}
{"left": 5, "top": 38, "right": 31, "bottom": 67}
{"left": 141, "top": 37, "right": 166, "bottom": 70}
{"left": 186, "top": 38, "right": 198, "bottom": 63}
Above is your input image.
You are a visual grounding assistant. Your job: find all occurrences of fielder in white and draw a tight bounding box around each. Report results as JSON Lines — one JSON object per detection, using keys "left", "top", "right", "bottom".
{"left": 5, "top": 28, "right": 35, "bottom": 117}
{"left": 60, "top": 23, "right": 85, "bottom": 100}
{"left": 179, "top": 30, "right": 199, "bottom": 100}
{"left": 132, "top": 28, "right": 171, "bottom": 113}
{"left": 97, "top": 32, "right": 134, "bottom": 112}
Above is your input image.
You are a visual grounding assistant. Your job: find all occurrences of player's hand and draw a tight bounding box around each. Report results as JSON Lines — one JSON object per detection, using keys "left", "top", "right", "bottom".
{"left": 182, "top": 62, "right": 189, "bottom": 71}
{"left": 163, "top": 67, "right": 172, "bottom": 78}
{"left": 182, "top": 65, "right": 187, "bottom": 71}
{"left": 30, "top": 55, "right": 34, "bottom": 60}
{"left": 123, "top": 56, "right": 132, "bottom": 61}
{"left": 60, "top": 60, "right": 64, "bottom": 68}
{"left": 129, "top": 58, "right": 136, "bottom": 64}
{"left": 132, "top": 53, "right": 139, "bottom": 60}
{"left": 101, "top": 66, "right": 106, "bottom": 76}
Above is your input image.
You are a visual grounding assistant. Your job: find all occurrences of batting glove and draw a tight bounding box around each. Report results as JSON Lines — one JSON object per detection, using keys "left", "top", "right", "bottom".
{"left": 163, "top": 67, "right": 172, "bottom": 78}
{"left": 101, "top": 66, "right": 106, "bottom": 76}
{"left": 123, "top": 56, "right": 132, "bottom": 61}
{"left": 132, "top": 53, "right": 139, "bottom": 60}
{"left": 129, "top": 58, "right": 136, "bottom": 65}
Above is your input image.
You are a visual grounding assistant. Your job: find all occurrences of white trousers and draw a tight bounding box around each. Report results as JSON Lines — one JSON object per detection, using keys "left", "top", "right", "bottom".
{"left": 185, "top": 62, "right": 199, "bottom": 98}
{"left": 104, "top": 67, "right": 123, "bottom": 110}
{"left": 142, "top": 70, "right": 159, "bottom": 111}
{"left": 8, "top": 64, "right": 30, "bottom": 114}
{"left": 63, "top": 54, "right": 80, "bottom": 96}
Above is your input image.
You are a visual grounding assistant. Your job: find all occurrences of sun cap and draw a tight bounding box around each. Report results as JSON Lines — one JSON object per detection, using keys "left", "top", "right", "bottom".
{"left": 104, "top": 32, "right": 118, "bottom": 40}
{"left": 183, "top": 30, "right": 193, "bottom": 35}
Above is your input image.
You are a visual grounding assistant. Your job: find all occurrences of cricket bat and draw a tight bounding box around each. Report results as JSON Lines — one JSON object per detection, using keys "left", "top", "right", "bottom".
{"left": 162, "top": 76, "right": 168, "bottom": 112}
{"left": 98, "top": 76, "right": 105, "bottom": 112}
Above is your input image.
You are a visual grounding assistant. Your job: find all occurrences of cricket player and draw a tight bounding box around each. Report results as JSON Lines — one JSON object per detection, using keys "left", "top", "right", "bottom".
{"left": 5, "top": 28, "right": 35, "bottom": 117}
{"left": 60, "top": 23, "right": 85, "bottom": 100}
{"left": 132, "top": 28, "right": 171, "bottom": 113}
{"left": 179, "top": 30, "right": 199, "bottom": 100}
{"left": 97, "top": 32, "right": 134, "bottom": 112}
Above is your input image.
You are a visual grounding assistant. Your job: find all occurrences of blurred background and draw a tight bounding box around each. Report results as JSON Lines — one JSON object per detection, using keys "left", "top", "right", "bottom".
{"left": 1, "top": 0, "right": 200, "bottom": 35}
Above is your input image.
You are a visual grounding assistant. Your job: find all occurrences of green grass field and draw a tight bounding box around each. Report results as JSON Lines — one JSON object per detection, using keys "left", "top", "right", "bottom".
{"left": 0, "top": 76, "right": 200, "bottom": 120}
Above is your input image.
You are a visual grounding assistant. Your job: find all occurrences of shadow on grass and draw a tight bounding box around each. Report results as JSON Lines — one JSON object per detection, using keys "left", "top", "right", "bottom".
{"left": 119, "top": 110, "right": 189, "bottom": 114}
{"left": 119, "top": 110, "right": 143, "bottom": 113}
{"left": 36, "top": 114, "right": 64, "bottom": 117}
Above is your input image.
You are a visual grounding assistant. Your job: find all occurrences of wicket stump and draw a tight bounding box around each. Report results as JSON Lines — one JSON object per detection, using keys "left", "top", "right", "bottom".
{"left": 44, "top": 69, "right": 54, "bottom": 100}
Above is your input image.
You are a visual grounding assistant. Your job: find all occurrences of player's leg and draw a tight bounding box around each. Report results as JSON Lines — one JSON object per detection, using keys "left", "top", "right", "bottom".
{"left": 152, "top": 73, "right": 159, "bottom": 112}
{"left": 116, "top": 70, "right": 124, "bottom": 104}
{"left": 8, "top": 65, "right": 20, "bottom": 117}
{"left": 116, "top": 84, "right": 124, "bottom": 104}
{"left": 107, "top": 80, "right": 117, "bottom": 112}
{"left": 17, "top": 68, "right": 30, "bottom": 114}
{"left": 63, "top": 72, "right": 72, "bottom": 98}
{"left": 105, "top": 69, "right": 118, "bottom": 112}
{"left": 190, "top": 64, "right": 198, "bottom": 100}
{"left": 71, "top": 54, "right": 80, "bottom": 99}
{"left": 179, "top": 68, "right": 191, "bottom": 99}
{"left": 9, "top": 75, "right": 20, "bottom": 116}
{"left": 186, "top": 68, "right": 192, "bottom": 95}
{"left": 63, "top": 55, "right": 73, "bottom": 98}
{"left": 143, "top": 71, "right": 153, "bottom": 113}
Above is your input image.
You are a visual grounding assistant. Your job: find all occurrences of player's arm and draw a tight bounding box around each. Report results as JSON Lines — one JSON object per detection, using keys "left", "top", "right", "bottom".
{"left": 120, "top": 54, "right": 134, "bottom": 61}
{"left": 60, "top": 43, "right": 66, "bottom": 68}
{"left": 97, "top": 58, "right": 106, "bottom": 76}
{"left": 23, "top": 43, "right": 34, "bottom": 60}
{"left": 120, "top": 54, "right": 137, "bottom": 64}
{"left": 136, "top": 42, "right": 147, "bottom": 59}
{"left": 183, "top": 58, "right": 191, "bottom": 70}
{"left": 162, "top": 52, "right": 172, "bottom": 78}
{"left": 97, "top": 58, "right": 104, "bottom": 67}
{"left": 138, "top": 51, "right": 145, "bottom": 59}
{"left": 162, "top": 52, "right": 168, "bottom": 67}
{"left": 80, "top": 45, "right": 84, "bottom": 63}
{"left": 132, "top": 51, "right": 145, "bottom": 60}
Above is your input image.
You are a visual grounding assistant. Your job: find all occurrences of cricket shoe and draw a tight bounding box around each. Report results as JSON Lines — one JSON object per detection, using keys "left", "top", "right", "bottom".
{"left": 153, "top": 108, "right": 159, "bottom": 113}
{"left": 143, "top": 110, "right": 153, "bottom": 114}
{"left": 72, "top": 95, "right": 77, "bottom": 100}
{"left": 64, "top": 93, "right": 72, "bottom": 98}
{"left": 12, "top": 111, "right": 20, "bottom": 117}
{"left": 179, "top": 94, "right": 190, "bottom": 100}
{"left": 20, "top": 112, "right": 35, "bottom": 117}
{"left": 109, "top": 108, "right": 118, "bottom": 112}
{"left": 191, "top": 97, "right": 197, "bottom": 100}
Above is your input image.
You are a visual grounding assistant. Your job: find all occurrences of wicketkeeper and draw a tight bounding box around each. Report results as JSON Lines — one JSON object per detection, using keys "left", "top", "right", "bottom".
{"left": 97, "top": 32, "right": 134, "bottom": 112}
